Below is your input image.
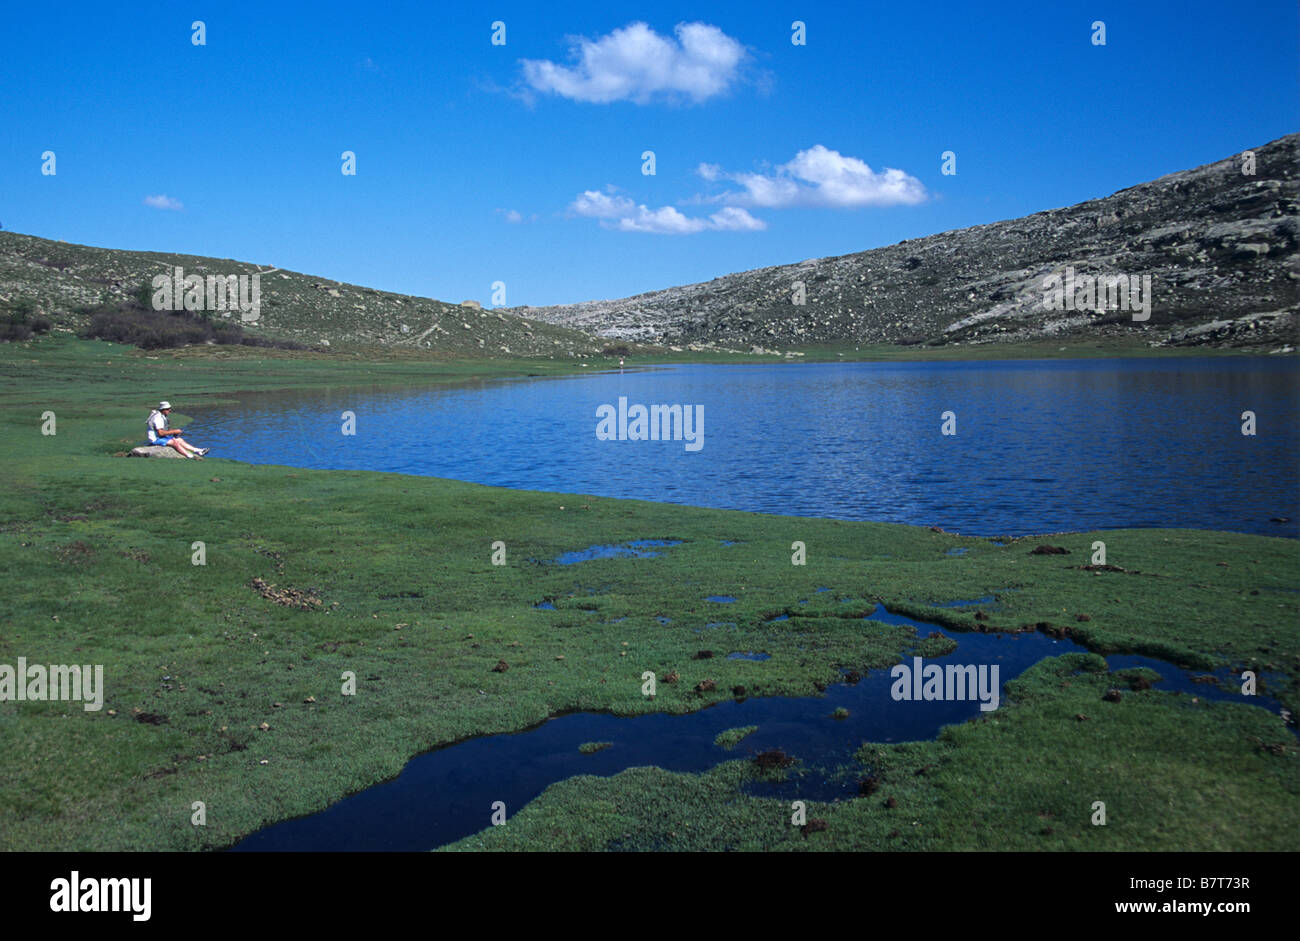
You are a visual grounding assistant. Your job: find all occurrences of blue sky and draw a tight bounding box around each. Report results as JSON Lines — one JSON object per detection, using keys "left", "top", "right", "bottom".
{"left": 2, "top": 0, "right": 1295, "bottom": 307}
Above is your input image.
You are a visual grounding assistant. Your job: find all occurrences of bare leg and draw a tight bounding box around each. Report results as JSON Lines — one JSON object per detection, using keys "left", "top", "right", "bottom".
{"left": 168, "top": 438, "right": 199, "bottom": 458}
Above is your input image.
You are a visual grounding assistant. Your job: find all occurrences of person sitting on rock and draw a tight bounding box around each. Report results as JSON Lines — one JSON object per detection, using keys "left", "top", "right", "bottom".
{"left": 146, "top": 401, "right": 209, "bottom": 458}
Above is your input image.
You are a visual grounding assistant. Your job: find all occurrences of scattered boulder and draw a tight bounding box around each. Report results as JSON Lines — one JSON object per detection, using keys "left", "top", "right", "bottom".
{"left": 1030, "top": 545, "right": 1071, "bottom": 555}
{"left": 1102, "top": 688, "right": 1123, "bottom": 703}
{"left": 128, "top": 445, "right": 185, "bottom": 458}
{"left": 490, "top": 660, "right": 508, "bottom": 673}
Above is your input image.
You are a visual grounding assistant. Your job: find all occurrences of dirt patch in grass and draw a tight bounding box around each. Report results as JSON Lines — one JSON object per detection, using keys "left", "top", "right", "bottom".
{"left": 249, "top": 576, "right": 323, "bottom": 610}
{"left": 55, "top": 540, "right": 96, "bottom": 564}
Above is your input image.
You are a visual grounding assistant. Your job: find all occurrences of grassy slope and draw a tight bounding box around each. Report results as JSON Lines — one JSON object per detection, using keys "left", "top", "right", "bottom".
{"left": 0, "top": 337, "right": 1296, "bottom": 851}
{"left": 0, "top": 231, "right": 604, "bottom": 356}
{"left": 5, "top": 231, "right": 1292, "bottom": 364}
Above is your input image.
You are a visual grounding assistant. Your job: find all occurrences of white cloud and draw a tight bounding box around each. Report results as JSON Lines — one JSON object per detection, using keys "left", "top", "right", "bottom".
{"left": 698, "top": 145, "right": 927, "bottom": 208}
{"left": 706, "top": 206, "right": 767, "bottom": 231}
{"left": 521, "top": 21, "right": 746, "bottom": 104}
{"left": 570, "top": 190, "right": 764, "bottom": 234}
{"left": 143, "top": 194, "right": 183, "bottom": 211}
{"left": 495, "top": 208, "right": 537, "bottom": 224}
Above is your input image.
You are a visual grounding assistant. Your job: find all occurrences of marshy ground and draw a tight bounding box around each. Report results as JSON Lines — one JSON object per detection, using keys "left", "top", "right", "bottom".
{"left": 1, "top": 338, "right": 1296, "bottom": 851}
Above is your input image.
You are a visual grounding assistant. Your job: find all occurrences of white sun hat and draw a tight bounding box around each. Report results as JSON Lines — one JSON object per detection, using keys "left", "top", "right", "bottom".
{"left": 158, "top": 401, "right": 171, "bottom": 410}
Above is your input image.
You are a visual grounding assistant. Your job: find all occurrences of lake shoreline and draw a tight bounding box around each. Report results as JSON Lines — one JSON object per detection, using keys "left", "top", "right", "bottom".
{"left": 1, "top": 337, "right": 1296, "bottom": 852}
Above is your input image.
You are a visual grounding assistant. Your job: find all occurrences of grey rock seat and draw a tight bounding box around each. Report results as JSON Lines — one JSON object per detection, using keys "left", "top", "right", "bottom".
{"left": 129, "top": 445, "right": 187, "bottom": 458}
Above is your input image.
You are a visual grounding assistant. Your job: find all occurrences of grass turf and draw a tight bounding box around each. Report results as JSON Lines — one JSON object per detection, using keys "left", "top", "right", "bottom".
{"left": 0, "top": 337, "right": 1295, "bottom": 851}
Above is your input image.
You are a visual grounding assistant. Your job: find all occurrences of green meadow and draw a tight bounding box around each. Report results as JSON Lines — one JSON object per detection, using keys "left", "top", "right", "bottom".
{"left": 0, "top": 337, "right": 1296, "bottom": 851}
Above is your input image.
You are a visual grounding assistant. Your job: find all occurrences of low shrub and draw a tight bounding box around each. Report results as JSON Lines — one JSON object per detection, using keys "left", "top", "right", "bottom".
{"left": 78, "top": 283, "right": 306, "bottom": 350}
{"left": 0, "top": 297, "right": 49, "bottom": 342}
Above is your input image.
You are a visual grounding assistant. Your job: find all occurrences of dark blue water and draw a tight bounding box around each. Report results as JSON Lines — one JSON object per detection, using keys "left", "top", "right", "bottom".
{"left": 550, "top": 540, "right": 683, "bottom": 564}
{"left": 194, "top": 358, "right": 1299, "bottom": 537}
{"left": 229, "top": 605, "right": 1290, "bottom": 852}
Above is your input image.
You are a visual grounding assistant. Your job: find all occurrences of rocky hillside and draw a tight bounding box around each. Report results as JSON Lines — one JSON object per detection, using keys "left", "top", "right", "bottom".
{"left": 0, "top": 234, "right": 604, "bottom": 358}
{"left": 508, "top": 134, "right": 1299, "bottom": 351}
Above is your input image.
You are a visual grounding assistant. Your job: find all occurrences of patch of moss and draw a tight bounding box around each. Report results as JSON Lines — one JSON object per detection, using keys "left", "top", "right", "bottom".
{"left": 713, "top": 725, "right": 758, "bottom": 750}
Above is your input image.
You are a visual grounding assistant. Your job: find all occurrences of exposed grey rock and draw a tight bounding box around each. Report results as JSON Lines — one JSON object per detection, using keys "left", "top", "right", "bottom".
{"left": 508, "top": 135, "right": 1299, "bottom": 351}
{"left": 129, "top": 445, "right": 186, "bottom": 458}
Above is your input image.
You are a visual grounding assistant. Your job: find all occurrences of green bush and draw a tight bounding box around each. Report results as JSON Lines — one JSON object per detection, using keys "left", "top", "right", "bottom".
{"left": 0, "top": 297, "right": 42, "bottom": 342}
{"left": 78, "top": 282, "right": 306, "bottom": 351}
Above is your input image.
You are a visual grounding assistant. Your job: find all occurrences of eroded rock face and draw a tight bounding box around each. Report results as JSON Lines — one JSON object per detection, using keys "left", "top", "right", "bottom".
{"left": 128, "top": 445, "right": 185, "bottom": 458}
{"left": 509, "top": 134, "right": 1299, "bottom": 351}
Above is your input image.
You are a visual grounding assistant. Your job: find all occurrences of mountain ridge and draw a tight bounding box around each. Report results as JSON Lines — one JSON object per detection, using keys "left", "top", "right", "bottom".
{"left": 2, "top": 134, "right": 1296, "bottom": 355}
{"left": 505, "top": 134, "right": 1299, "bottom": 351}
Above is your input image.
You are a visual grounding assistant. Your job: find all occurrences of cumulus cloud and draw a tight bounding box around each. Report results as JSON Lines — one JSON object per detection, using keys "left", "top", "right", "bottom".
{"left": 143, "top": 194, "right": 183, "bottom": 211}
{"left": 521, "top": 21, "right": 746, "bottom": 104}
{"left": 571, "top": 190, "right": 764, "bottom": 234}
{"left": 698, "top": 145, "right": 927, "bottom": 208}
